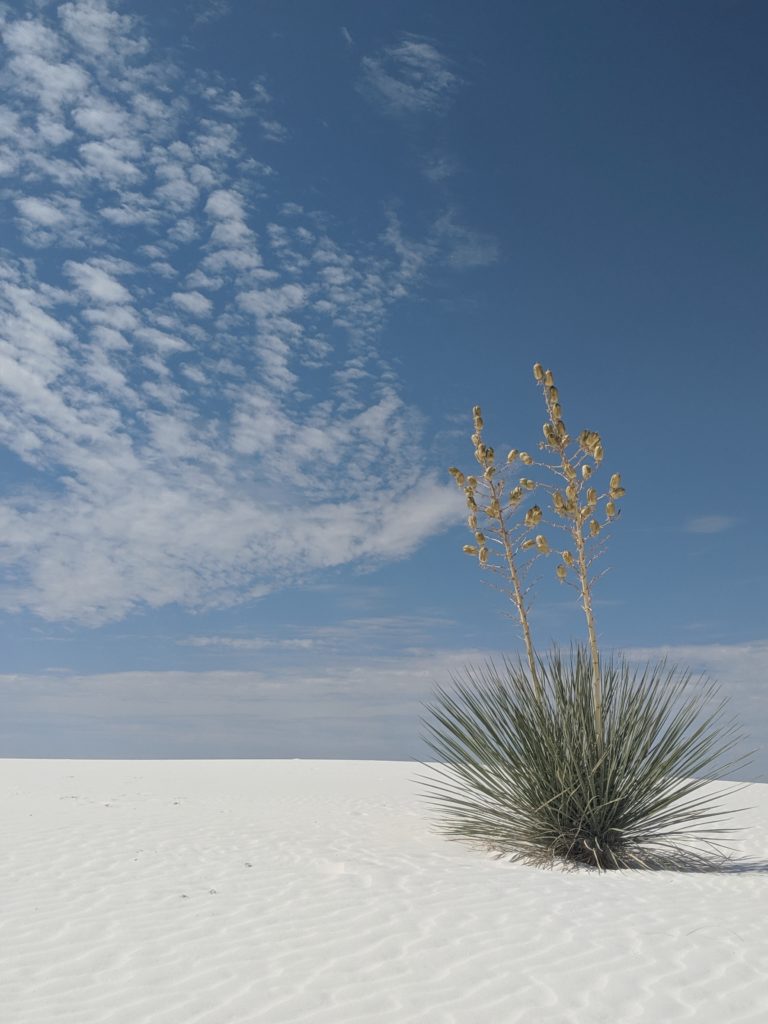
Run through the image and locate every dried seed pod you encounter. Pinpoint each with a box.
[593,444,604,463]
[521,478,535,490]
[535,534,550,553]
[563,550,575,566]
[484,446,495,463]
[566,482,578,501]
[543,424,555,444]
[520,452,533,465]
[467,514,477,530]
[474,416,484,430]
[581,464,593,480]
[587,487,598,507]
[466,476,478,489]
[484,466,496,479]
[589,519,601,536]
[472,405,482,418]
[475,532,486,544]
[544,369,554,387]
[611,486,626,499]
[507,448,519,463]
[479,546,489,565]
[533,362,545,380]
[553,491,565,510]
[509,486,523,504]
[610,473,622,491]
[524,505,543,527]
[548,386,559,404]
[556,563,567,581]
[463,545,478,555]
[485,501,501,518]
[522,538,537,549]
[471,433,480,446]
[466,493,477,509]
[606,500,617,517]
[579,430,599,452]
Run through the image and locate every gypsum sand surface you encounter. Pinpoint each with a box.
[1,758,767,1024]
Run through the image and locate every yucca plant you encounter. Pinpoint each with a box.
[424,363,748,870]
[422,648,746,870]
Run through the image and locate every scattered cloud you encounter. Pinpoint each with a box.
[685,515,736,535]
[359,35,459,117]
[191,1,232,29]
[421,153,457,182]
[341,26,353,48]
[431,211,499,268]
[177,614,457,656]
[0,1,464,625]
[183,636,316,651]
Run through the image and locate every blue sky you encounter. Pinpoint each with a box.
[0,0,766,775]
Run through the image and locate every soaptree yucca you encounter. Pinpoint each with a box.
[422,649,744,869]
[422,363,748,870]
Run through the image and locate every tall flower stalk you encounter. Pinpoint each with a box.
[449,406,543,697]
[531,362,625,741]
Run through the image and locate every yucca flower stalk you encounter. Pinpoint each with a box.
[530,362,626,742]
[449,406,544,697]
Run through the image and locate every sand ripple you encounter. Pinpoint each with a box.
[1,759,766,1023]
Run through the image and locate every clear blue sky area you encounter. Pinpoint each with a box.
[0,1,765,776]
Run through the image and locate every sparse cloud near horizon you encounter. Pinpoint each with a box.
[0,639,763,773]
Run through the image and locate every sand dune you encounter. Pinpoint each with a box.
[1,759,767,1023]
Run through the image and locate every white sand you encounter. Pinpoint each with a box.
[1,759,767,1024]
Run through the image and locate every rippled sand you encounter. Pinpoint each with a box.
[2,759,767,1023]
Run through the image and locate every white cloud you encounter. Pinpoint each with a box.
[58,0,148,58]
[421,153,457,182]
[64,260,132,304]
[359,36,459,117]
[431,211,499,268]
[171,290,213,317]
[191,0,232,29]
[15,195,67,227]
[238,283,307,318]
[686,515,736,535]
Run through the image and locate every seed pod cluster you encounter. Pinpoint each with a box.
[578,430,604,463]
